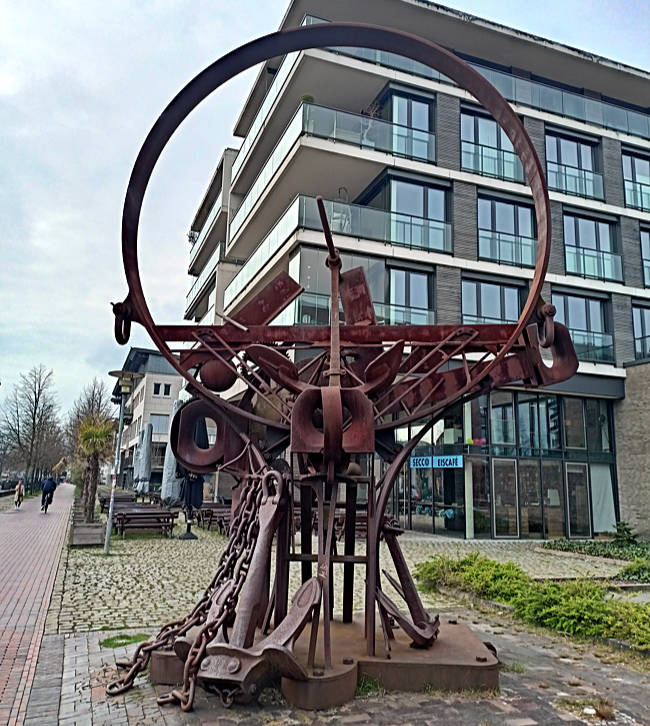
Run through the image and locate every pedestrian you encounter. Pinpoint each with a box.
[41,475,57,511]
[14,478,24,508]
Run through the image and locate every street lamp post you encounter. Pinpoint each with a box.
[105,370,142,554]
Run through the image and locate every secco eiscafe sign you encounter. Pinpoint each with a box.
[409,455,464,469]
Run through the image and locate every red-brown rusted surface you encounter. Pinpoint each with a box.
[108,22,578,711]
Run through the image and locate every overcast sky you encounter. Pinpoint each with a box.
[1,0,648,415]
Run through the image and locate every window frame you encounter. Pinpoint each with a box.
[461,278,523,324]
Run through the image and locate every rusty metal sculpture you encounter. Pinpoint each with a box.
[107,22,578,711]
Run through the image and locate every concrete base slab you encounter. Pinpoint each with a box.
[280,617,498,708]
[149,617,498,708]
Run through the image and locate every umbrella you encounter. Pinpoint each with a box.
[133,429,144,492]
[161,399,183,505]
[139,423,153,495]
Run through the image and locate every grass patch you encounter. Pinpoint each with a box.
[355,675,384,698]
[500,661,525,673]
[414,552,650,653]
[99,633,150,649]
[555,696,615,720]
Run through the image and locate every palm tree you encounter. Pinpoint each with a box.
[78,416,114,523]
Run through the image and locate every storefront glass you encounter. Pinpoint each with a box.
[387,392,615,540]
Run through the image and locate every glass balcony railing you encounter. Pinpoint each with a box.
[185,244,220,312]
[624,179,650,212]
[565,246,623,282]
[644,261,650,287]
[462,314,519,325]
[224,195,452,308]
[568,330,614,363]
[229,103,437,243]
[189,190,222,267]
[296,291,435,326]
[635,335,650,360]
[231,51,302,183]
[461,141,524,182]
[306,15,650,141]
[478,230,536,267]
[546,162,604,200]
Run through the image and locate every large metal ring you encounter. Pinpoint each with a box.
[118,22,550,407]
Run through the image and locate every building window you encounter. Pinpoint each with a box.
[490,391,516,453]
[632,303,650,360]
[545,132,603,199]
[478,196,536,267]
[153,382,161,396]
[563,213,622,281]
[150,414,169,435]
[386,92,435,162]
[551,291,613,363]
[384,268,433,324]
[389,179,450,252]
[163,383,171,396]
[461,110,524,182]
[623,150,650,212]
[460,111,524,182]
[461,279,521,324]
[563,397,586,449]
[641,229,650,287]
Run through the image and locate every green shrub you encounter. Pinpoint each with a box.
[413,553,463,590]
[542,539,650,561]
[414,552,531,604]
[414,553,650,652]
[612,521,639,547]
[513,580,611,637]
[619,558,650,583]
[608,600,650,652]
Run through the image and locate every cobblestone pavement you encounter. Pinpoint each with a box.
[48,528,625,635]
[0,483,74,726]
[25,609,650,726]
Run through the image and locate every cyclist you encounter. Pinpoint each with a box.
[41,476,57,512]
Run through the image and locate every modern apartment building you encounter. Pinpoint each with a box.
[113,347,184,489]
[183,0,650,539]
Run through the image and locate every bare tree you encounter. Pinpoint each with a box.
[1,365,61,488]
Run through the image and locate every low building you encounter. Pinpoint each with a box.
[112,348,184,489]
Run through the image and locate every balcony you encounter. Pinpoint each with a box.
[185,244,220,315]
[624,179,650,212]
[224,195,452,309]
[229,102,437,243]
[462,314,518,325]
[188,190,223,273]
[296,291,435,326]
[546,162,604,200]
[635,336,650,360]
[565,246,623,282]
[461,141,524,183]
[307,15,650,141]
[478,230,536,267]
[568,330,614,363]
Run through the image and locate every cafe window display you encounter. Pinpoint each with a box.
[389,392,616,539]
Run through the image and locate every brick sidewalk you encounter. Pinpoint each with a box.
[0,483,74,726]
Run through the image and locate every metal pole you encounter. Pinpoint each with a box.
[104,390,126,554]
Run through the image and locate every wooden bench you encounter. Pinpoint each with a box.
[197,503,232,535]
[114,509,177,538]
[99,491,136,513]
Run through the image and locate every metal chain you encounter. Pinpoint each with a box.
[106,473,264,699]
